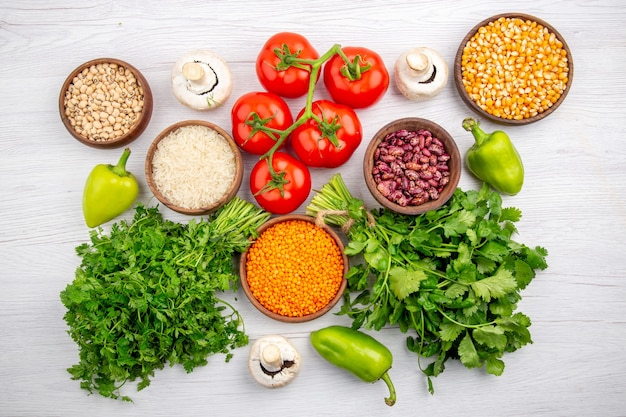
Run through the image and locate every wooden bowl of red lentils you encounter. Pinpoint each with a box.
[454,13,573,125]
[145,120,244,215]
[239,215,348,323]
[364,117,461,216]
[59,58,153,148]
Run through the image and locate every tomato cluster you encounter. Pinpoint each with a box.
[231,32,390,214]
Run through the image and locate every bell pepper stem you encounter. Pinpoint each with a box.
[462,117,490,147]
[110,147,132,177]
[381,371,396,406]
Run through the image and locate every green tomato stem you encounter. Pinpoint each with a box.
[257,44,345,190]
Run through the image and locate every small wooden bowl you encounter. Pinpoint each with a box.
[239,215,348,323]
[145,120,243,215]
[59,58,153,148]
[454,13,574,125]
[363,117,461,215]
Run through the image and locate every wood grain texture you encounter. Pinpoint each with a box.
[1,1,625,416]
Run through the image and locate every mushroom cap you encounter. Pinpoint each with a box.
[248,335,302,388]
[394,47,449,101]
[171,49,233,111]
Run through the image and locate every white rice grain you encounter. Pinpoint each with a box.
[151,125,236,209]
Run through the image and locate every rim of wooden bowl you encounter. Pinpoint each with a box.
[363,117,461,215]
[144,120,244,215]
[454,12,574,125]
[239,214,349,323]
[58,57,153,148]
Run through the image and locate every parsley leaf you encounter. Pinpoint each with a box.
[389,267,427,300]
[470,269,518,302]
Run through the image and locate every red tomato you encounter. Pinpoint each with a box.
[290,100,362,168]
[249,152,312,214]
[256,32,320,98]
[231,92,293,155]
[323,46,390,109]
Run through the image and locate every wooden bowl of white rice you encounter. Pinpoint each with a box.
[145,120,243,215]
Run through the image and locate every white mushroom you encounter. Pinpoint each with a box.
[171,50,233,111]
[248,335,302,388]
[394,47,449,101]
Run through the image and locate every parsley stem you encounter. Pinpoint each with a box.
[437,307,495,329]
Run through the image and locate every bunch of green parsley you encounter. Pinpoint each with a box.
[60,198,269,401]
[307,174,548,394]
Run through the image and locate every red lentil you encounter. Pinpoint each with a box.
[245,219,344,317]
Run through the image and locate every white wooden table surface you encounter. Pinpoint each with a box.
[1,1,625,416]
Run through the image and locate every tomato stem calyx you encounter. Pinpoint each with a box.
[338,53,372,81]
[273,44,312,72]
[244,112,282,144]
[253,166,289,197]
[315,107,342,148]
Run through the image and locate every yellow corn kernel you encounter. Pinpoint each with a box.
[460,16,570,119]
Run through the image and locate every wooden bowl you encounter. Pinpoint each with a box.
[363,117,461,215]
[239,215,348,323]
[59,58,153,148]
[145,120,243,215]
[454,13,573,125]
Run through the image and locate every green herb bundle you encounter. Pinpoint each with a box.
[306,174,548,394]
[60,197,270,401]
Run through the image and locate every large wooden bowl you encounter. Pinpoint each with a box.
[454,13,574,125]
[145,120,243,215]
[59,58,153,148]
[363,117,461,215]
[239,215,348,323]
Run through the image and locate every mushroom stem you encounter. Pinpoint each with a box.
[182,62,205,81]
[406,52,431,77]
[248,335,302,388]
[260,343,283,372]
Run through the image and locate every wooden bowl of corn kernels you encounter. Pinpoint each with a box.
[59,58,153,148]
[239,215,348,323]
[454,13,573,125]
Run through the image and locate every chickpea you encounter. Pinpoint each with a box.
[63,62,145,142]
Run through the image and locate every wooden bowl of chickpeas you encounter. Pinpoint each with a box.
[454,13,573,125]
[59,58,153,148]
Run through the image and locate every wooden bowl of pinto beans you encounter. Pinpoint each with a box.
[239,215,348,323]
[363,117,461,216]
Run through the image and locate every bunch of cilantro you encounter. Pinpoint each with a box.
[60,197,270,401]
[307,174,548,394]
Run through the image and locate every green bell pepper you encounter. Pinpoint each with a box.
[82,147,139,228]
[310,325,396,406]
[462,117,524,195]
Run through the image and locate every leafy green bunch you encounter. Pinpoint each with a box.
[306,174,548,394]
[60,198,270,401]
